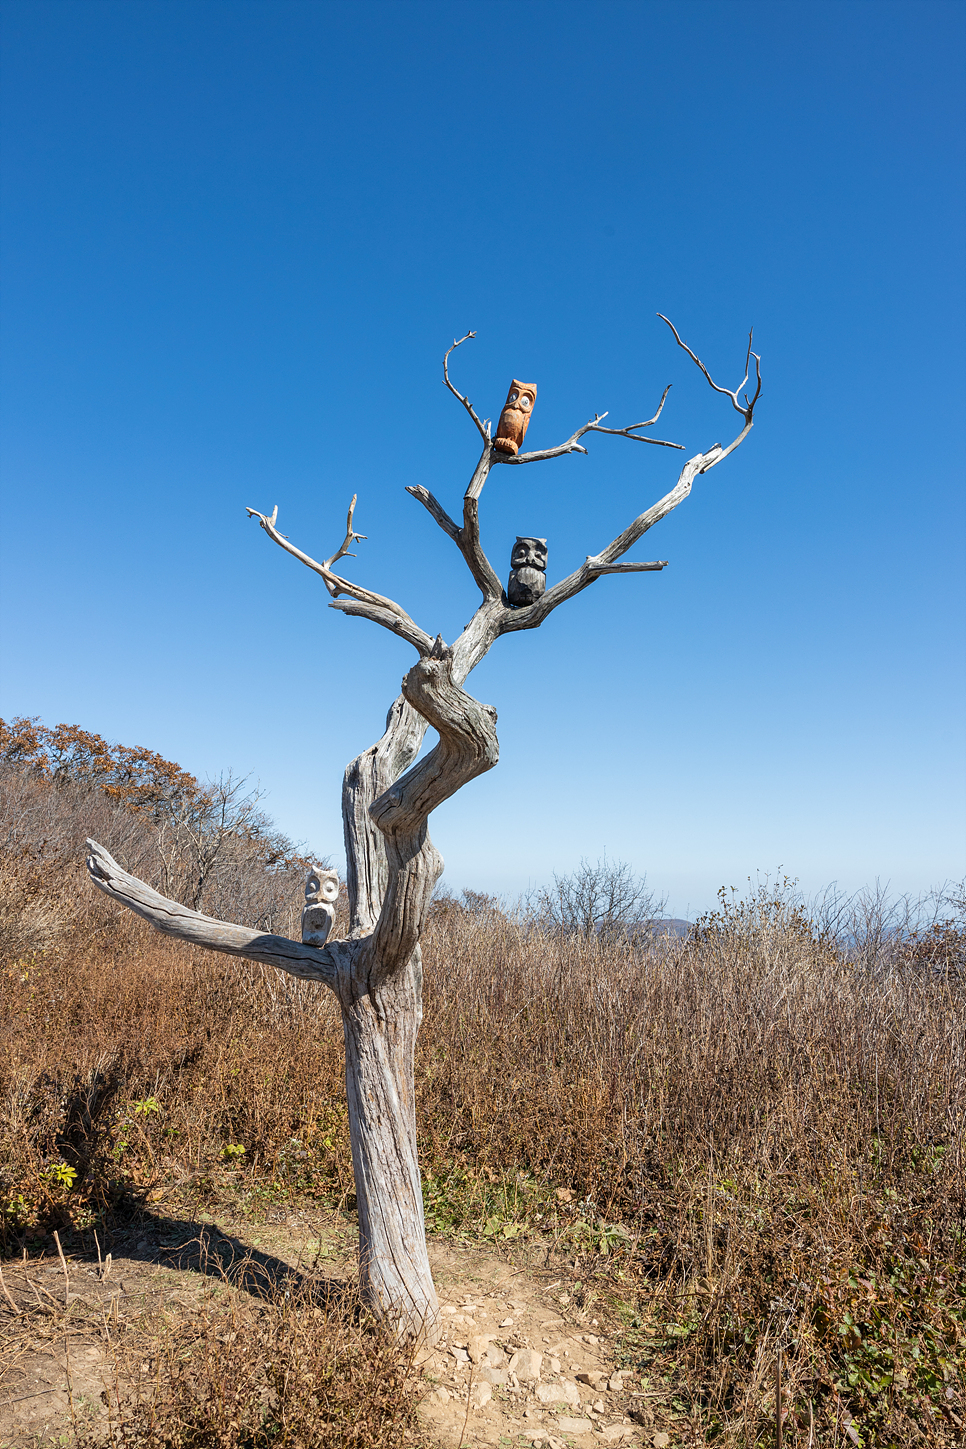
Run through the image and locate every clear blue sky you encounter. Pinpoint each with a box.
[2,0,964,915]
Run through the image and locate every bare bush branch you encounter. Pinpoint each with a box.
[536,855,666,943]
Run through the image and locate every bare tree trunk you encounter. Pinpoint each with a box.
[332,648,499,1336]
[340,955,434,1332]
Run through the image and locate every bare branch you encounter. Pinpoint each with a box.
[406,464,503,602]
[245,503,434,655]
[498,448,716,636]
[464,444,493,501]
[85,838,341,988]
[657,314,762,469]
[328,597,436,655]
[607,383,672,431]
[588,560,669,575]
[405,485,462,543]
[502,386,684,466]
[323,493,368,581]
[460,494,503,597]
[442,331,490,443]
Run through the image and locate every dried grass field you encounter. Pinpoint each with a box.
[0,723,963,1447]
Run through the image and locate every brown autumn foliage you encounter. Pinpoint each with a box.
[1,723,964,1445]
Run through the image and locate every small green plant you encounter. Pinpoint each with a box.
[40,1161,77,1190]
[2,1191,33,1227]
[567,1214,632,1256]
[221,1143,246,1161]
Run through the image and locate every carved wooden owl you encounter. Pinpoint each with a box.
[494,380,537,455]
[302,867,339,947]
[507,536,548,607]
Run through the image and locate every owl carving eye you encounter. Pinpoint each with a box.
[520,396,531,410]
[508,391,519,403]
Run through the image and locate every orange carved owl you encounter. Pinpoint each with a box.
[494,380,537,455]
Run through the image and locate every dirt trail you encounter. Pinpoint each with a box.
[418,1247,653,1449]
[0,1207,658,1448]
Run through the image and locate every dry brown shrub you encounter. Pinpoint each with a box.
[1,759,963,1443]
[74,1255,423,1449]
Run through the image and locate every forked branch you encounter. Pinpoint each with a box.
[658,314,762,466]
[245,501,435,655]
[442,332,490,444]
[505,385,685,465]
[322,494,368,589]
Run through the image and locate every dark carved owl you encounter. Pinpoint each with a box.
[507,536,548,607]
[494,380,537,455]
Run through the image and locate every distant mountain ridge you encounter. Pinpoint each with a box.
[649,917,692,938]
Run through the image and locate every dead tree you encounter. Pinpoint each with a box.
[85,316,761,1340]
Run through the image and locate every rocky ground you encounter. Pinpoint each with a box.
[415,1255,659,1449]
[0,1204,668,1449]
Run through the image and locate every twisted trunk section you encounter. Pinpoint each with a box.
[367,647,500,980]
[336,643,499,1336]
[341,695,426,936]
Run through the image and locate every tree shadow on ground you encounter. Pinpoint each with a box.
[67,1205,358,1313]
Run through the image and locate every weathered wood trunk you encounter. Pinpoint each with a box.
[340,954,434,1333]
[333,648,499,1336]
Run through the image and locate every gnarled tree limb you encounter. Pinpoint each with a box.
[245,502,435,655]
[85,839,342,987]
[327,597,435,653]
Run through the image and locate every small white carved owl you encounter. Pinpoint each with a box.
[302,867,340,947]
